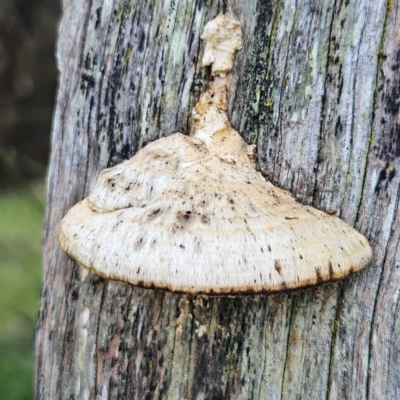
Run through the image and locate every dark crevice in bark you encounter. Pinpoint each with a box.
[257,314,269,400]
[167,306,179,395]
[274,0,298,183]
[185,298,196,399]
[312,0,338,208]
[59,262,79,392]
[240,0,275,147]
[203,299,218,398]
[82,99,94,196]
[220,0,228,14]
[326,282,344,400]
[280,297,295,398]
[122,288,134,400]
[179,3,200,133]
[162,1,184,133]
[175,8,193,131]
[105,1,134,167]
[94,29,109,162]
[253,0,281,144]
[338,14,368,220]
[366,263,388,400]
[77,0,94,71]
[135,0,156,151]
[94,280,107,398]
[354,1,392,226]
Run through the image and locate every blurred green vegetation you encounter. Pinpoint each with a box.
[0,181,44,400]
[0,0,59,397]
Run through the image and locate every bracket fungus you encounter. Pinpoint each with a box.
[59,15,372,295]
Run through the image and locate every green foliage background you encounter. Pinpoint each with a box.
[0,183,44,400]
[0,0,59,397]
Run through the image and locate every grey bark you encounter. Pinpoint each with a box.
[35,0,400,399]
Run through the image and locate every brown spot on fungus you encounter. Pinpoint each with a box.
[315,268,323,283]
[328,261,334,279]
[274,260,282,275]
[148,209,161,218]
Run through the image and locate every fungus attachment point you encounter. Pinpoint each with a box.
[201,14,243,77]
[59,15,372,295]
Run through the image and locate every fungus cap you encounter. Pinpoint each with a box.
[58,15,372,295]
[59,125,372,295]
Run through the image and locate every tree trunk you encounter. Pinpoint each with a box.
[35,0,400,398]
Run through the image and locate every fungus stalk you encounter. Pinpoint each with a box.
[192,15,252,166]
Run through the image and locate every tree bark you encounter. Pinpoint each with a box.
[36,0,400,398]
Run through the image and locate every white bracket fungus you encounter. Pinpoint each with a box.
[59,15,372,295]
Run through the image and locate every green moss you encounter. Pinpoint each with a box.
[124,46,133,63]
[224,363,234,378]
[147,358,154,380]
[224,348,238,379]
[368,130,375,144]
[363,130,375,170]
[0,183,44,400]
[265,100,274,107]
[116,10,124,22]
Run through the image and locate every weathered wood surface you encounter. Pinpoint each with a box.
[36,0,400,398]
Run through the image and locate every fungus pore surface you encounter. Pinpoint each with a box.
[59,15,372,295]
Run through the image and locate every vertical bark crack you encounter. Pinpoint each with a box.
[254,0,283,149]
[280,297,295,398]
[77,0,94,70]
[122,287,134,400]
[94,280,107,398]
[326,283,344,400]
[133,0,156,151]
[59,262,79,395]
[354,0,391,224]
[272,0,298,182]
[184,296,196,399]
[312,0,338,207]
